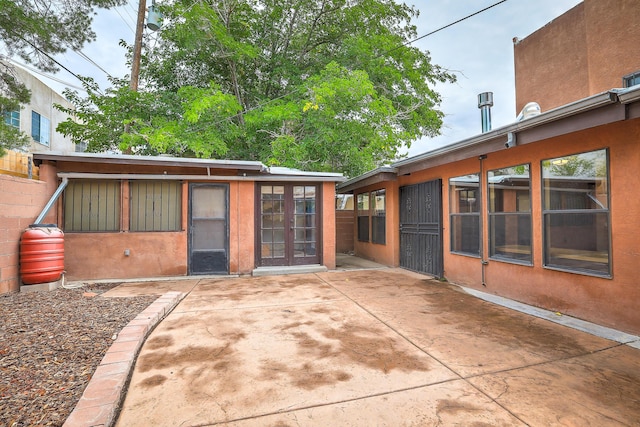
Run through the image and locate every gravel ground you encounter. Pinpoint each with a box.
[0,284,158,427]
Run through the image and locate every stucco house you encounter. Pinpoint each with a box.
[30,152,343,281]
[2,61,77,154]
[337,0,640,335]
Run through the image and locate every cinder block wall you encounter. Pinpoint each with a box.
[0,174,55,293]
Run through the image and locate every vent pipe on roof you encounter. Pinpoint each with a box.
[478,92,494,133]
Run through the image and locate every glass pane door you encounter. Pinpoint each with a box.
[258,184,320,266]
[293,186,317,259]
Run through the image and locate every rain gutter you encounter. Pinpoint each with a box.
[393,90,620,169]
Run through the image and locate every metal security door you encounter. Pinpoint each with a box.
[399,180,443,277]
[189,184,229,274]
[258,184,320,267]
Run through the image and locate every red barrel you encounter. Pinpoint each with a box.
[20,225,65,285]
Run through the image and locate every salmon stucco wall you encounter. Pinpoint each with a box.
[64,232,188,280]
[229,181,255,273]
[0,164,58,293]
[352,182,399,267]
[322,181,337,269]
[398,157,483,286]
[514,0,640,114]
[514,3,587,113]
[471,120,640,335]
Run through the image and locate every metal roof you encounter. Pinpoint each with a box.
[32,152,345,182]
[32,151,268,171]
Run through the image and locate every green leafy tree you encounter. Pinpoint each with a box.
[0,0,125,155]
[60,0,455,176]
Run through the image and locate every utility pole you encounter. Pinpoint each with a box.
[130,0,146,91]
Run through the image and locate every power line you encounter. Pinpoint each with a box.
[387,0,509,55]
[73,49,113,78]
[7,59,86,92]
[114,7,136,34]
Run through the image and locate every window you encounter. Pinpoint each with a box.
[623,70,640,88]
[31,111,50,146]
[450,174,480,256]
[488,165,532,263]
[542,149,610,276]
[64,180,120,232]
[357,193,369,242]
[130,181,182,231]
[4,111,19,128]
[260,185,285,259]
[371,189,386,245]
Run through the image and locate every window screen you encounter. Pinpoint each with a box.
[130,181,182,231]
[357,193,370,242]
[542,149,610,276]
[450,174,480,256]
[64,180,120,232]
[371,189,386,245]
[488,165,532,263]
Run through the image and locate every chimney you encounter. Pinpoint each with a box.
[478,92,494,133]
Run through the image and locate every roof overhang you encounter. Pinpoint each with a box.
[339,86,640,189]
[32,151,267,172]
[32,152,345,182]
[337,166,397,193]
[394,90,624,175]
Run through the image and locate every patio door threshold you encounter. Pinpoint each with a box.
[252,264,327,277]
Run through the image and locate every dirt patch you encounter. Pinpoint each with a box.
[291,331,335,355]
[140,374,167,388]
[146,335,174,350]
[290,363,352,390]
[279,321,314,331]
[137,344,234,373]
[436,399,482,415]
[162,315,210,331]
[258,360,289,381]
[322,323,431,374]
[258,359,352,390]
[281,320,431,377]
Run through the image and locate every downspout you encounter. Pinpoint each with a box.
[34,177,68,225]
[478,155,488,286]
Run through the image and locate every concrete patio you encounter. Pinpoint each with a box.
[100,266,639,426]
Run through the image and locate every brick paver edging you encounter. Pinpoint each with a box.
[63,291,186,427]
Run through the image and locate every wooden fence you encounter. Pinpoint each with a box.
[0,150,39,179]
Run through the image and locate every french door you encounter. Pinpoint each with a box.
[257,184,321,267]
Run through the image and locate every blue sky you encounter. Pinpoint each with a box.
[37,0,583,157]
